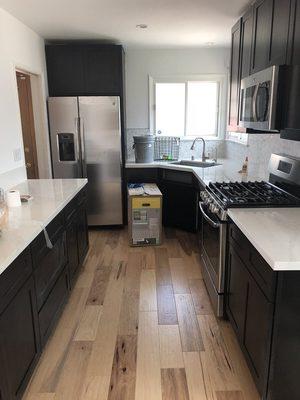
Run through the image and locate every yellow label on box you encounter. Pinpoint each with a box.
[132,197,161,209]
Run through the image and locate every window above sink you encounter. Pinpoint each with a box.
[149,74,227,140]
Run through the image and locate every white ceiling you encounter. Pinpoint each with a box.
[0,0,250,48]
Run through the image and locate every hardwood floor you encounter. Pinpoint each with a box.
[23,228,259,400]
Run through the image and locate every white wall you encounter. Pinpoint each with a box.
[0,7,50,182]
[125,47,230,130]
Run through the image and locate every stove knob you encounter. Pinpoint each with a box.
[212,205,219,214]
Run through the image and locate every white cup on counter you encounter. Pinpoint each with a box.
[6,190,21,208]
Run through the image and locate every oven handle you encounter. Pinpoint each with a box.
[199,202,220,228]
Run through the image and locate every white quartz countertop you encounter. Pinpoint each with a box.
[228,208,300,271]
[125,160,261,186]
[0,178,88,276]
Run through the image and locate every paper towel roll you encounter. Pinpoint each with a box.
[6,190,21,207]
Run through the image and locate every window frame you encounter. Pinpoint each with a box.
[149,74,226,140]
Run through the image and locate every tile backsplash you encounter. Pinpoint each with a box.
[126,129,226,161]
[126,129,300,181]
[224,134,300,180]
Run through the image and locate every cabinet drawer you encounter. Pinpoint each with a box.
[31,211,64,254]
[0,248,32,311]
[33,233,67,310]
[161,169,194,185]
[64,196,78,223]
[229,223,277,301]
[38,267,69,346]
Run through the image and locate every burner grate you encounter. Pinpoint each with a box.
[208,181,300,208]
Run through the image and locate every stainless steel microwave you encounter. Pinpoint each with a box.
[239,66,279,131]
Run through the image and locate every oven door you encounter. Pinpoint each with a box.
[199,202,226,316]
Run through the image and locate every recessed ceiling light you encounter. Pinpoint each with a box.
[136,24,148,29]
[204,42,215,47]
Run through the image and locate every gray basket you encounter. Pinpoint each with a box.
[154,136,180,161]
[133,135,155,163]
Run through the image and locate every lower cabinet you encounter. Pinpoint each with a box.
[0,186,89,400]
[0,277,40,400]
[77,203,89,265]
[161,180,198,232]
[226,223,278,399]
[38,266,69,346]
[125,167,200,232]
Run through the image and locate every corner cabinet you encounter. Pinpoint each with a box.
[0,186,89,400]
[124,168,201,233]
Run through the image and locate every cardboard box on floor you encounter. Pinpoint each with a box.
[128,183,162,246]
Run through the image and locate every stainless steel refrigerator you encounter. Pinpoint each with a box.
[48,96,123,226]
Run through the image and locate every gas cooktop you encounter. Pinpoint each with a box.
[208,181,300,209]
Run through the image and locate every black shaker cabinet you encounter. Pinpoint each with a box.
[0,261,40,400]
[240,7,254,80]
[228,20,242,131]
[226,222,300,400]
[45,43,124,97]
[0,186,89,400]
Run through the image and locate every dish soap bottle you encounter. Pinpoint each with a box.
[239,156,248,174]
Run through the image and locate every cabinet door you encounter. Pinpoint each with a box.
[84,46,122,95]
[269,0,290,65]
[251,0,273,73]
[161,181,198,232]
[244,273,273,395]
[77,205,89,264]
[66,217,79,285]
[226,246,248,340]
[240,8,254,79]
[0,277,40,400]
[34,232,67,310]
[288,0,300,65]
[228,20,242,129]
[45,45,85,96]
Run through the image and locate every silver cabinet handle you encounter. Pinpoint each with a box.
[199,202,220,228]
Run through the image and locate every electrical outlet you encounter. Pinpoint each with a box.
[13,148,22,162]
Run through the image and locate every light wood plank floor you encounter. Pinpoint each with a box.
[23,228,260,400]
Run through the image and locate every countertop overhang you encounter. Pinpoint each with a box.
[0,178,88,276]
[228,208,300,271]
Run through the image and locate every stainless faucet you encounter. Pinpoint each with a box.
[190,137,206,162]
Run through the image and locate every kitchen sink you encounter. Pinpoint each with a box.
[171,160,221,168]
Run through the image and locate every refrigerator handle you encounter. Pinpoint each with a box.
[78,117,87,178]
[75,117,81,162]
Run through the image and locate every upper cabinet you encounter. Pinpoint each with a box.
[45,44,124,97]
[251,0,290,73]
[228,20,242,131]
[251,0,273,73]
[269,0,291,65]
[240,8,254,79]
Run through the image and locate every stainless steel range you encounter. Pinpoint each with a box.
[199,153,300,317]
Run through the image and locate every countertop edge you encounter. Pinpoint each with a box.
[0,179,88,277]
[228,209,300,272]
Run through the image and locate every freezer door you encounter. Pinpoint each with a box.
[78,96,123,226]
[48,97,82,178]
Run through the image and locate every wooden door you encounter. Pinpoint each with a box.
[16,72,39,179]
